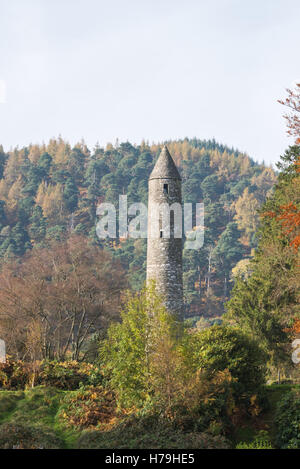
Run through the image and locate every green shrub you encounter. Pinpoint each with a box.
[275,390,300,448]
[76,414,230,449]
[188,325,267,400]
[160,369,235,434]
[100,289,249,434]
[100,285,173,408]
[39,361,102,390]
[236,431,273,449]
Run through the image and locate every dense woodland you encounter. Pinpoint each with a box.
[0,136,276,321]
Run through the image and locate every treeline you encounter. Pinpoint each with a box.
[226,144,300,381]
[227,83,300,381]
[0,137,276,316]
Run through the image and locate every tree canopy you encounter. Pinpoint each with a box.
[0,137,276,317]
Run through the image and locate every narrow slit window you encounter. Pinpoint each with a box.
[170,211,174,237]
[160,230,163,238]
[163,183,168,194]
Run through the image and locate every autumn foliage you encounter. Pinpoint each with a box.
[264,87,300,251]
[0,236,127,361]
[58,386,117,429]
[263,163,300,251]
[0,360,103,390]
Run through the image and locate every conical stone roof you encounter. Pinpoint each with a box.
[149,145,181,180]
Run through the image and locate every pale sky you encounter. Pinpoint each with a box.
[0,0,299,165]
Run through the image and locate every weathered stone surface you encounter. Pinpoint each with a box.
[149,145,181,181]
[0,339,6,363]
[147,145,183,318]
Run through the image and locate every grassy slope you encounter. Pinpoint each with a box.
[0,384,297,449]
[0,387,80,448]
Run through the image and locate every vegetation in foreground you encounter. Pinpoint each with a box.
[0,383,299,449]
[0,282,299,449]
[0,285,272,449]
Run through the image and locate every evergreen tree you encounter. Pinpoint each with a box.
[10,222,31,256]
[214,222,244,297]
[37,152,52,177]
[0,145,7,179]
[226,146,300,373]
[63,178,79,212]
[29,205,47,243]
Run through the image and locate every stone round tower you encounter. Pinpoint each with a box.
[146,145,183,318]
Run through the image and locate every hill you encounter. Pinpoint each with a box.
[0,137,276,317]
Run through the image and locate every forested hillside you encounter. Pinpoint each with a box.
[0,137,276,317]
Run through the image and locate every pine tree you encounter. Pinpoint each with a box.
[63,178,79,212]
[29,206,47,243]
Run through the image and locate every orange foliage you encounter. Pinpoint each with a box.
[277,201,300,251]
[58,387,117,429]
[263,157,300,251]
[285,319,300,335]
[261,210,276,219]
[293,319,300,334]
[278,86,300,252]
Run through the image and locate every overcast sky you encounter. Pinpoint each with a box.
[0,0,299,165]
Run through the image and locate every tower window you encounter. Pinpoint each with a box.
[170,211,174,237]
[160,230,163,238]
[163,183,168,194]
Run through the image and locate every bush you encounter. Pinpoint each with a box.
[101,289,251,434]
[58,386,116,428]
[275,390,300,448]
[155,369,235,434]
[0,422,63,449]
[0,360,102,390]
[100,285,171,408]
[76,414,231,449]
[188,325,267,400]
[0,361,32,390]
[39,361,102,390]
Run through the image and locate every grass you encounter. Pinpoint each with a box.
[0,390,24,423]
[0,387,81,448]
